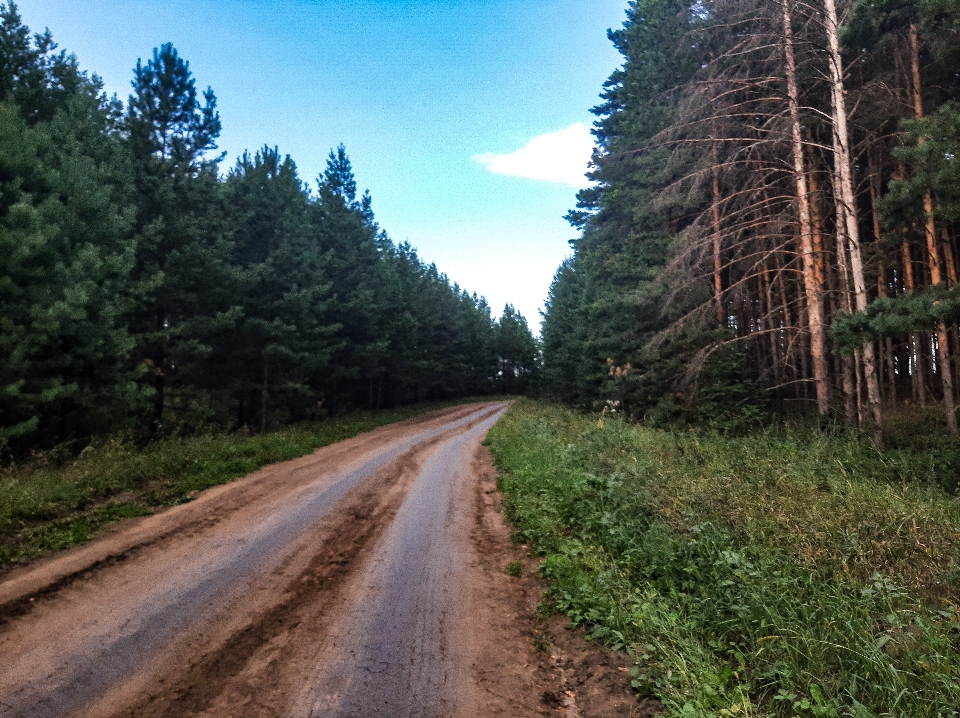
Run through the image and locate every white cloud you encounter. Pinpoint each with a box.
[473,123,595,187]
[438,254,562,336]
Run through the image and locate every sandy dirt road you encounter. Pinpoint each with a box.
[0,402,642,718]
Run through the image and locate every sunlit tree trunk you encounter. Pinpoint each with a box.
[783,0,828,414]
[834,217,858,425]
[806,146,827,296]
[806,146,831,399]
[824,0,882,438]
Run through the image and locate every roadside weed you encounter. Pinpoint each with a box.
[486,399,960,717]
[0,401,485,570]
[533,628,553,653]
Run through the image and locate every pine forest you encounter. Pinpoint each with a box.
[7,1,960,715]
[542,0,960,442]
[0,4,538,456]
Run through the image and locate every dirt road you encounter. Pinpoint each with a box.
[0,402,640,718]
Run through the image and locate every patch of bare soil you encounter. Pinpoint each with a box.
[91,407,507,718]
[100,437,438,718]
[0,404,503,718]
[466,444,664,717]
[0,402,482,615]
[2,404,662,717]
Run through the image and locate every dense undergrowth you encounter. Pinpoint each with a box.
[485,399,960,717]
[0,400,483,571]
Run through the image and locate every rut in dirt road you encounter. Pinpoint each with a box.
[294,411,497,717]
[0,403,507,718]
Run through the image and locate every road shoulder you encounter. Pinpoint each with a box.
[464,443,650,717]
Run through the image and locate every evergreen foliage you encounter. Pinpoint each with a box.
[540,0,960,434]
[0,9,140,450]
[0,3,535,454]
[833,284,960,352]
[493,304,539,394]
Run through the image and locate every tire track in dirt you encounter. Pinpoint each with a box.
[0,404,504,718]
[290,410,506,717]
[0,403,490,624]
[0,401,649,717]
[102,437,437,717]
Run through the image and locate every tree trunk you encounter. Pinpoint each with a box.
[870,164,898,406]
[807,144,831,395]
[876,266,898,405]
[900,239,924,403]
[842,356,857,426]
[855,346,865,426]
[824,0,882,439]
[941,230,960,404]
[833,158,857,425]
[910,23,957,432]
[261,356,268,435]
[807,146,827,294]
[885,337,897,405]
[783,0,829,415]
[153,308,166,432]
[800,322,812,402]
[712,140,725,325]
[762,263,782,388]
[776,253,798,392]
[944,229,959,285]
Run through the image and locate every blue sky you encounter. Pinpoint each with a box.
[17,0,628,329]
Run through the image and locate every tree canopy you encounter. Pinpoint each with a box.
[540,0,960,435]
[0,2,537,454]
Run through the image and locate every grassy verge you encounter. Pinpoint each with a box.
[0,400,488,571]
[485,399,960,717]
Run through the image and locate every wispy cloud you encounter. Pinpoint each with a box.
[473,123,594,187]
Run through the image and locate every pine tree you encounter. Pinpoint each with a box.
[540,0,960,434]
[541,259,586,404]
[125,43,231,430]
[216,146,339,430]
[0,12,514,454]
[0,19,140,448]
[494,305,539,395]
[309,145,387,411]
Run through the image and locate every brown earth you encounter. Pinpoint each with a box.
[0,402,650,717]
[468,443,664,718]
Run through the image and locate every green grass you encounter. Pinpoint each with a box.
[485,399,960,718]
[0,400,491,571]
